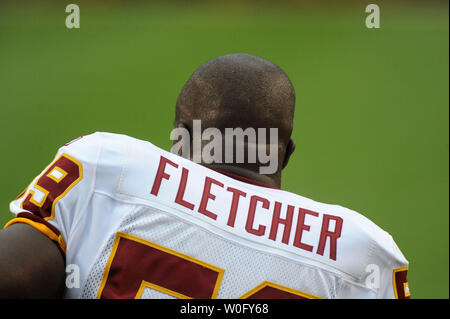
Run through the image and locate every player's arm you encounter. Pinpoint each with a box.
[1,134,100,298]
[0,223,65,298]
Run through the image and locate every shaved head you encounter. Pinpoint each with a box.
[176,53,295,141]
[174,53,296,187]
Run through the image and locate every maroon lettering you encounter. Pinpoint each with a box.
[316,214,343,261]
[198,177,224,220]
[175,167,195,210]
[225,187,247,227]
[269,202,294,245]
[293,208,319,252]
[245,195,270,236]
[150,156,178,196]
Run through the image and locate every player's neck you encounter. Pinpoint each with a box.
[203,164,281,189]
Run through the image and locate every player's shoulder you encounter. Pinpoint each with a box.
[336,205,410,297]
[326,200,408,267]
[327,201,409,270]
[56,131,165,196]
[62,131,146,150]
[56,131,160,179]
[59,131,157,162]
[325,201,409,284]
[280,188,408,271]
[367,216,409,268]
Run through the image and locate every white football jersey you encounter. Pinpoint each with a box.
[7,132,410,299]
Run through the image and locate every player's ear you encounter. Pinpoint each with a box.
[282,138,296,169]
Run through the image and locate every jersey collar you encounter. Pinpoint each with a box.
[205,166,280,190]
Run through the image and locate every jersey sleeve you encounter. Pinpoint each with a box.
[364,228,411,299]
[5,134,100,254]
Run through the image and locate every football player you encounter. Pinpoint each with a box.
[0,53,410,299]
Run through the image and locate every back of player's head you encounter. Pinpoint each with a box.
[176,53,295,141]
[174,53,296,178]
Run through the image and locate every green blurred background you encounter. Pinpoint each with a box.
[0,0,448,298]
